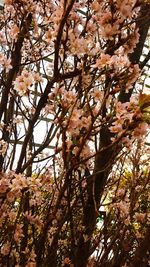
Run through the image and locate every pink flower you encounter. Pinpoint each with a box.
[14,224,24,243]
[81,116,91,130]
[116,201,129,218]
[100,24,119,39]
[25,263,36,267]
[3,58,12,72]
[8,211,17,222]
[94,53,111,68]
[117,189,125,197]
[10,24,19,40]
[134,212,146,223]
[109,118,124,134]
[81,144,92,159]
[91,1,101,12]
[133,122,148,137]
[117,0,134,19]
[44,29,52,43]
[4,0,13,5]
[13,70,34,95]
[66,139,73,151]
[91,88,104,102]
[0,177,9,193]
[136,231,142,239]
[100,12,112,25]
[1,241,11,256]
[109,124,123,134]
[72,146,79,156]
[62,257,71,266]
[7,191,15,202]
[0,53,12,72]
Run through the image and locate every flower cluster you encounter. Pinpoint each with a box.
[13,70,42,95]
[0,53,12,73]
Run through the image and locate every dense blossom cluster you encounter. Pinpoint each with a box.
[0,0,149,266]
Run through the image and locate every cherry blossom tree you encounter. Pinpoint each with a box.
[0,0,150,266]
